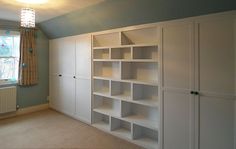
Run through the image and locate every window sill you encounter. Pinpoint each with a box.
[0,82,18,88]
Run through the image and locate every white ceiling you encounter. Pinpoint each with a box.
[0,0,104,23]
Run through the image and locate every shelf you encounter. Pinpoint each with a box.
[93,59,158,63]
[111,47,131,59]
[93,76,158,86]
[94,79,110,95]
[124,115,158,131]
[133,45,158,60]
[93,61,120,79]
[111,117,131,139]
[133,124,158,149]
[93,32,120,47]
[93,43,158,50]
[93,48,110,59]
[93,95,121,117]
[111,81,131,100]
[124,79,158,86]
[121,102,159,130]
[121,62,158,85]
[93,92,158,108]
[92,27,159,149]
[133,84,158,107]
[131,99,158,108]
[93,112,110,131]
[93,106,120,117]
[121,27,158,45]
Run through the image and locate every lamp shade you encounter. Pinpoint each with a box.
[21,8,35,28]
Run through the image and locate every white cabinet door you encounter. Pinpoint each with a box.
[75,34,91,78]
[58,76,76,116]
[162,22,195,149]
[49,36,76,117]
[50,37,76,76]
[75,78,91,123]
[197,17,235,95]
[163,91,194,149]
[199,96,234,149]
[58,37,76,76]
[196,17,235,149]
[75,34,92,123]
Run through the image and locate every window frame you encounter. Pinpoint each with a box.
[0,30,20,86]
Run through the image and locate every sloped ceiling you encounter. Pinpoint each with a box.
[38,0,236,39]
[0,0,104,23]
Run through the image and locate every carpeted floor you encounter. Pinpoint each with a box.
[0,109,142,149]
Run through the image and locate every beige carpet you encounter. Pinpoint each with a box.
[0,109,142,149]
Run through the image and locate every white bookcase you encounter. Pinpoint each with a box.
[92,26,159,149]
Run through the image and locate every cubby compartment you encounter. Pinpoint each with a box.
[133,46,158,60]
[93,32,120,47]
[111,117,131,139]
[121,27,158,45]
[121,102,158,130]
[133,84,158,107]
[94,61,120,79]
[111,81,131,100]
[93,95,121,117]
[94,79,110,95]
[111,47,131,59]
[121,62,158,85]
[133,124,158,149]
[93,112,110,131]
[93,48,110,59]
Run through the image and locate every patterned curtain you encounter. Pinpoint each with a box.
[18,28,38,86]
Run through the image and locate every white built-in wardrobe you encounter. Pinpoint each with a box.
[49,11,236,149]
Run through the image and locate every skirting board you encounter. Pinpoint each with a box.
[0,103,49,120]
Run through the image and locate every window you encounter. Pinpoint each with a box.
[0,30,20,85]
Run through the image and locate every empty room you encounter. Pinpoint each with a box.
[0,0,235,149]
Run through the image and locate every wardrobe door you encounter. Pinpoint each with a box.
[162,22,195,149]
[75,34,92,123]
[59,75,76,116]
[196,16,235,149]
[49,37,76,116]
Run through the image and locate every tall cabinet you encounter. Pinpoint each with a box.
[162,14,235,149]
[49,34,92,124]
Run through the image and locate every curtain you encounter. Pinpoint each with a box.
[18,28,38,86]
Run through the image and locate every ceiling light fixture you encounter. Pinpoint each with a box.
[20,8,35,28]
[16,0,48,4]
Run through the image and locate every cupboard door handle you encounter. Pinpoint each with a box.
[190,91,199,95]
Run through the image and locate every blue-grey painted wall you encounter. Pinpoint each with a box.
[0,20,49,108]
[39,0,236,39]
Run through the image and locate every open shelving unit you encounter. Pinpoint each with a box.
[92,26,159,149]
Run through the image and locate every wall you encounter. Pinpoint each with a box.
[0,19,49,108]
[39,0,236,39]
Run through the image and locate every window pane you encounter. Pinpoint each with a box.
[0,58,19,81]
[0,36,14,57]
[0,31,20,84]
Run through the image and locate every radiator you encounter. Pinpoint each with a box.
[0,87,17,114]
